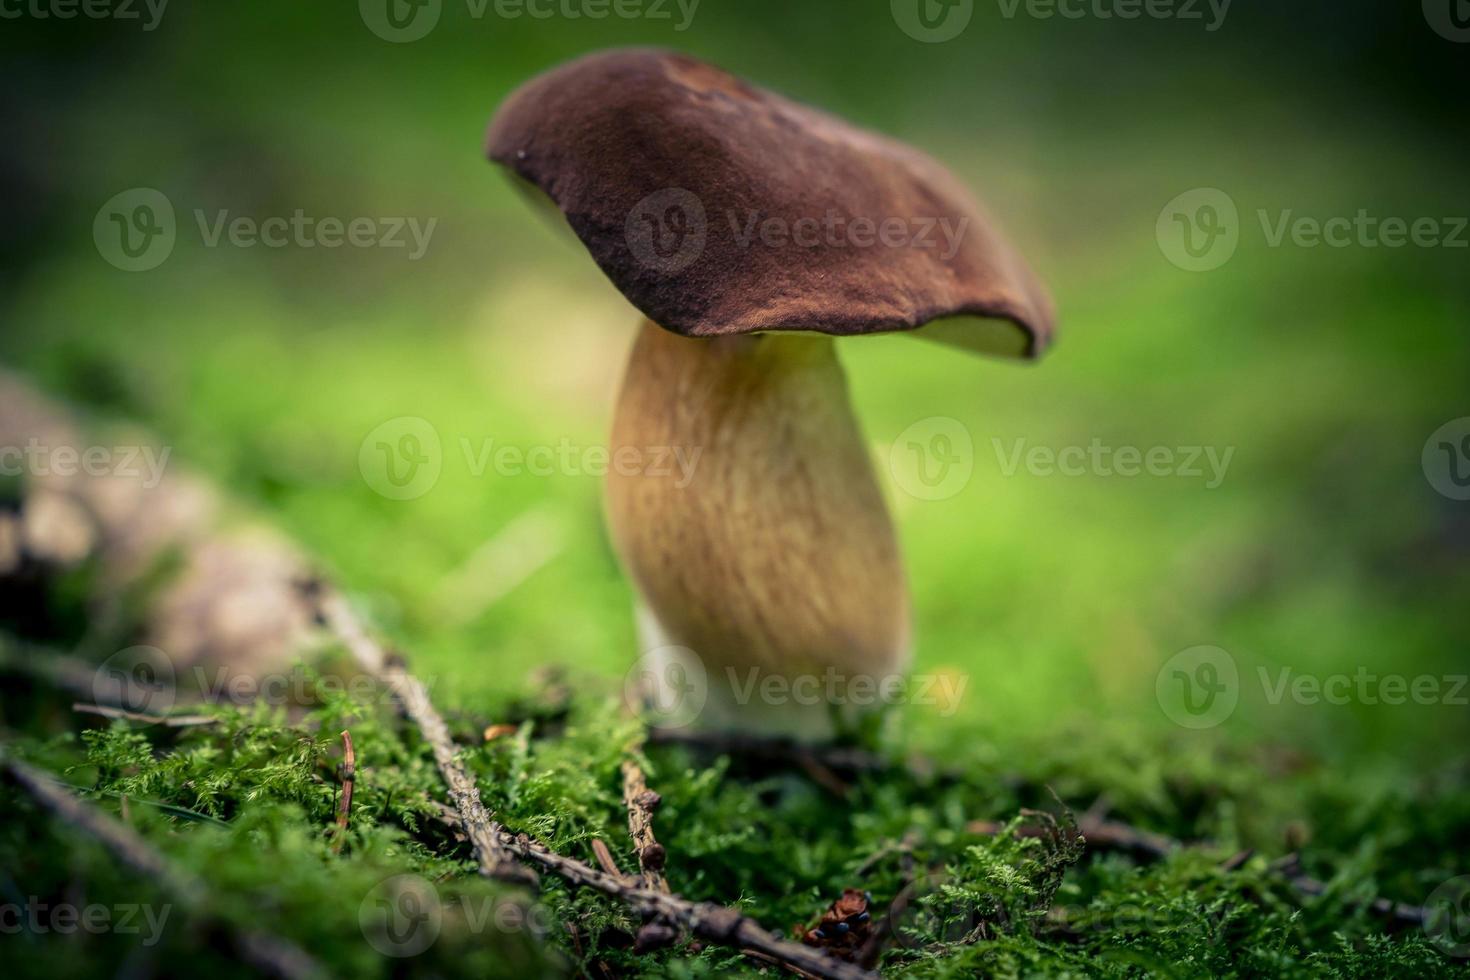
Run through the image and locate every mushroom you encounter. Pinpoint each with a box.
[487,49,1054,739]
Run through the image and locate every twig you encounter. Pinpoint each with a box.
[857,833,921,969]
[590,838,626,879]
[621,758,669,893]
[0,636,106,701]
[1,754,324,980]
[742,946,824,979]
[431,805,874,980]
[333,730,355,853]
[72,703,219,728]
[305,586,533,886]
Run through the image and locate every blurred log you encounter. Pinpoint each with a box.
[0,368,316,691]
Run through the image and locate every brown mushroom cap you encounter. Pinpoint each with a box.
[486,48,1054,358]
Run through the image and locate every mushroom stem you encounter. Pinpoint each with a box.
[606,320,911,740]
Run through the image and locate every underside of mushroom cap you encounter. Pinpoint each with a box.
[486,48,1055,358]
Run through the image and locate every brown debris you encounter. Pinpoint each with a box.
[797,889,873,962]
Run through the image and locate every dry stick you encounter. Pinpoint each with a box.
[494,826,876,980]
[72,703,219,728]
[1,755,323,980]
[309,588,868,977]
[620,758,669,893]
[333,730,355,853]
[590,838,627,879]
[428,784,874,978]
[0,637,105,701]
[857,831,921,969]
[307,587,533,887]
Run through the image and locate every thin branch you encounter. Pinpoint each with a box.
[857,832,920,968]
[333,730,355,853]
[0,636,105,701]
[590,838,627,879]
[621,758,669,893]
[432,804,874,980]
[73,702,219,728]
[1,755,324,980]
[305,585,533,886]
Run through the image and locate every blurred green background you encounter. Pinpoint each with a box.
[2,0,1467,772]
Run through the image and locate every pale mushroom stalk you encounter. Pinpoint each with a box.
[605,322,909,739]
[487,49,1055,739]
